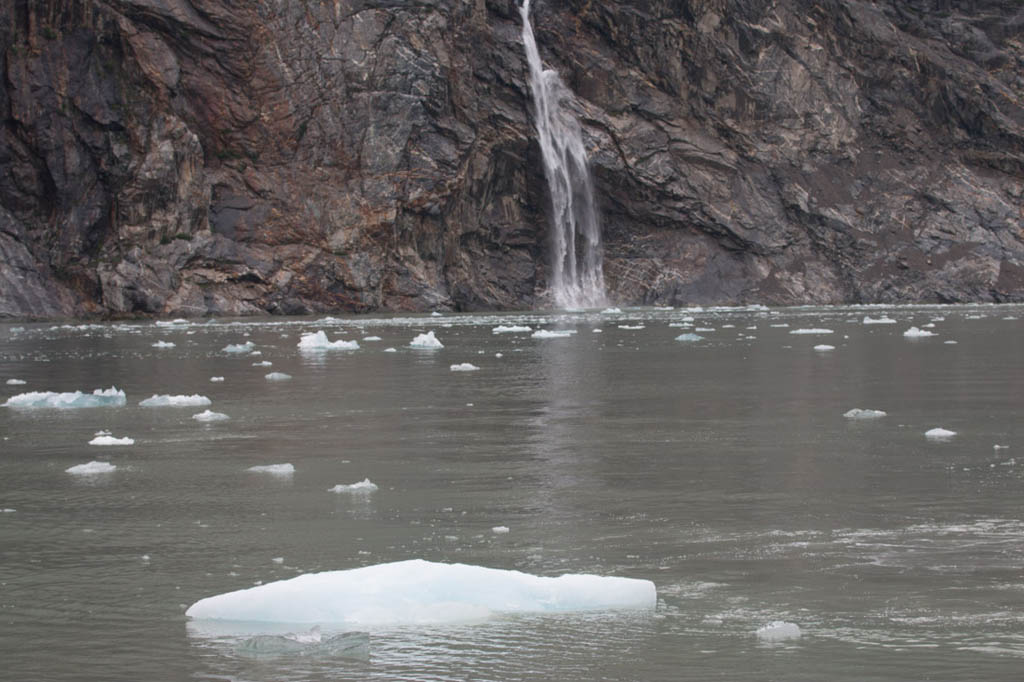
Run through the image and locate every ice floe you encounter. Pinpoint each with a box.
[248,464,295,475]
[362,336,382,341]
[223,341,255,353]
[409,331,443,349]
[755,621,801,641]
[4,387,126,409]
[674,333,704,342]
[862,316,897,324]
[383,347,397,353]
[903,327,936,338]
[618,325,645,330]
[532,330,575,339]
[601,307,622,314]
[265,372,292,381]
[450,363,480,372]
[139,394,211,407]
[844,408,887,419]
[193,410,229,422]
[89,435,134,446]
[185,559,657,624]
[298,331,359,351]
[210,376,225,382]
[789,328,833,335]
[492,325,532,334]
[925,428,957,439]
[6,379,26,385]
[491,526,510,534]
[813,344,835,351]
[328,479,378,494]
[66,461,116,475]
[152,341,176,348]
[252,361,273,367]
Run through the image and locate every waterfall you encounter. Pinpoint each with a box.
[519,0,606,309]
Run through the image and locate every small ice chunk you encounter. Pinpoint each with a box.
[250,351,262,356]
[4,387,126,409]
[210,376,225,382]
[769,323,790,328]
[491,526,510,534]
[252,361,273,367]
[248,464,295,475]
[89,435,134,446]
[152,341,176,348]
[903,327,936,338]
[618,325,645,330]
[789,328,833,335]
[298,331,359,351]
[674,333,704,342]
[450,363,480,372]
[813,344,835,351]
[363,336,382,341]
[492,325,532,334]
[862,316,897,325]
[844,408,887,419]
[328,479,378,494]
[532,330,575,339]
[265,372,292,381]
[409,331,444,349]
[695,327,715,332]
[94,429,111,436]
[495,353,504,358]
[6,379,26,385]
[993,444,1010,450]
[383,347,397,353]
[601,307,622,314]
[943,340,958,345]
[193,410,229,422]
[431,311,443,317]
[1,508,16,513]
[592,328,602,333]
[66,461,116,475]
[756,621,801,641]
[223,341,255,353]
[925,428,957,439]
[272,557,284,564]
[140,394,211,407]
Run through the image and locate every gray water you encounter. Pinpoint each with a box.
[1,304,1023,681]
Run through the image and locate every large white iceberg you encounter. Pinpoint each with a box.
[185,559,657,624]
[298,331,359,351]
[139,394,212,407]
[4,387,126,409]
[409,331,443,349]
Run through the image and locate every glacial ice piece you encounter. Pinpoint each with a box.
[674,333,703,342]
[813,344,835,351]
[925,427,957,439]
[756,621,801,641]
[492,526,510,534]
[265,372,292,381]
[253,361,273,367]
[844,408,887,419]
[66,461,116,475]
[903,327,936,338]
[152,341,176,348]
[328,479,378,494]
[450,363,480,372]
[492,325,532,334]
[7,379,27,385]
[223,341,255,353]
[862,316,897,324]
[248,464,295,475]
[3,387,126,409]
[89,435,134,446]
[193,410,229,422]
[532,329,575,339]
[789,328,833,335]
[236,629,369,661]
[298,331,359,351]
[409,331,443,349]
[139,394,211,407]
[185,559,657,624]
[210,376,225,382]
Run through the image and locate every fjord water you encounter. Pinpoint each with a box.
[1,305,1023,681]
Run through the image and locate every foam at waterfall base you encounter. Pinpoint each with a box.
[186,559,656,625]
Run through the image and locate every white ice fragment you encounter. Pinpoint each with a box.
[532,329,575,339]
[592,328,602,333]
[844,408,887,419]
[674,333,704,342]
[431,311,443,317]
[210,376,225,382]
[944,340,958,345]
[601,307,622,314]
[491,526,510,534]
[156,319,188,326]
[618,325,645,330]
[89,435,134,446]
[925,428,957,440]
[363,336,382,341]
[492,325,532,334]
[4,387,126,409]
[328,478,378,494]
[248,464,295,475]
[789,328,833,335]
[223,341,255,353]
[383,347,397,353]
[494,353,503,358]
[250,351,262,356]
[139,394,211,407]
[6,379,26,385]
[1,508,16,513]
[265,372,292,381]
[755,621,801,641]
[272,557,284,564]
[813,344,835,351]
[94,429,111,436]
[862,316,897,324]
[252,360,272,367]
[409,331,444,349]
[769,323,789,328]
[695,327,715,332]
[450,363,480,372]
[903,327,936,338]
[66,461,116,475]
[152,341,176,348]
[298,331,359,351]
[193,410,229,422]
[184,559,657,624]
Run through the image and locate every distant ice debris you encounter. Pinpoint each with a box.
[492,325,532,334]
[248,464,295,475]
[6,379,26,385]
[790,328,833,335]
[383,347,397,353]
[1,508,15,513]
[450,363,480,372]
[89,435,134,446]
[152,341,176,348]
[363,336,382,341]
[4,387,126,409]
[431,311,443,317]
[755,621,801,641]
[862,316,897,324]
[223,341,255,353]
[674,333,704,342]
[601,307,622,314]
[298,331,359,351]
[184,559,657,624]
[695,327,715,333]
[252,361,272,367]
[532,329,575,339]
[156,319,188,326]
[491,526,510,534]
[770,323,790,328]
[844,408,887,419]
[409,331,444,349]
[66,461,116,475]
[813,344,835,351]
[592,328,602,333]
[903,327,936,338]
[618,325,645,330]
[139,394,211,407]
[210,376,225,382]
[193,410,229,422]
[328,479,378,494]
[265,372,292,381]
[943,340,958,345]
[925,428,957,440]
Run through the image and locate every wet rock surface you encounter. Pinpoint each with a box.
[1,0,1022,318]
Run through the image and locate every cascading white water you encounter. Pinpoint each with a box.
[519,0,606,309]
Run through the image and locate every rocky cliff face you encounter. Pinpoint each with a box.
[1,0,1022,318]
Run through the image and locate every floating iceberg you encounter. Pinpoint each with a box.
[450,363,480,372]
[152,341,176,348]
[265,372,292,381]
[674,333,704,342]
[6,379,26,385]
[925,427,957,439]
[601,307,622,314]
[185,559,657,624]
[66,461,116,475]
[156,319,189,326]
[903,327,936,338]
[755,621,801,641]
[210,376,225,382]
[363,336,382,341]
[789,328,833,335]
[491,526,510,534]
[844,408,887,419]
[409,331,443,349]
[248,464,295,475]
[862,316,897,325]
[813,344,835,351]
[492,325,532,334]
[4,387,126,409]
[383,347,397,353]
[223,341,255,353]
[298,331,359,351]
[252,360,273,367]
[618,325,645,330]
[532,330,575,339]
[89,435,134,446]
[328,479,378,494]
[139,394,211,407]
[193,410,229,422]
